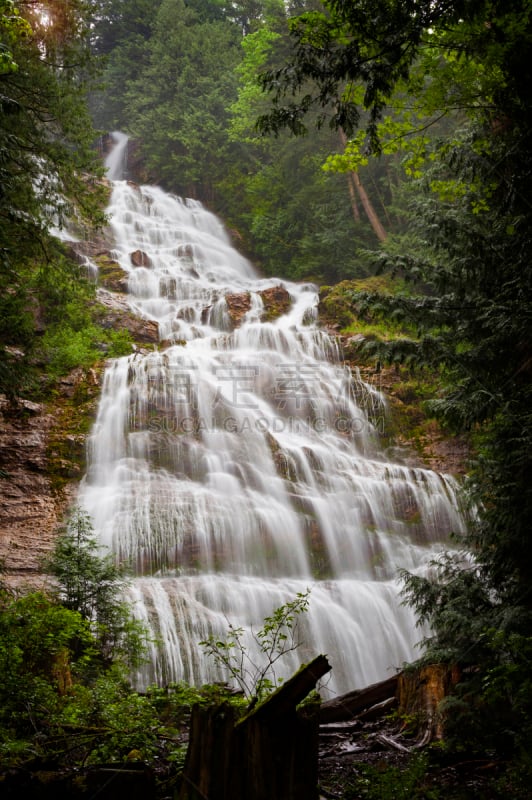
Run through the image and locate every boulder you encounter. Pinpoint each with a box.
[130,249,152,268]
[225,291,252,326]
[259,285,291,321]
[95,289,159,344]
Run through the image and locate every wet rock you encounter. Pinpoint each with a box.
[223,285,292,328]
[177,243,194,259]
[95,254,130,292]
[0,397,67,587]
[130,249,152,268]
[225,291,252,326]
[259,285,291,321]
[126,317,159,344]
[4,346,25,359]
[95,289,159,344]
[65,235,113,262]
[59,367,91,399]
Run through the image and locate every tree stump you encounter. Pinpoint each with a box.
[179,655,331,800]
[397,663,461,744]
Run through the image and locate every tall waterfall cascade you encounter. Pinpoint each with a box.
[79,132,466,697]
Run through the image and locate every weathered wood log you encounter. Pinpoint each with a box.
[319,664,460,744]
[178,703,236,800]
[319,674,399,724]
[357,695,397,722]
[250,653,331,721]
[179,655,331,800]
[376,733,411,753]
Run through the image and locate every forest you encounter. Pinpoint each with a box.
[1,1,532,797]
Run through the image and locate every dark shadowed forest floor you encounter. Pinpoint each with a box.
[318,715,524,800]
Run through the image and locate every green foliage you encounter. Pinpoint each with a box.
[0,575,247,773]
[120,0,243,201]
[0,510,189,772]
[200,589,311,704]
[258,1,532,147]
[319,277,414,336]
[0,236,135,394]
[41,323,104,376]
[41,319,133,378]
[0,0,31,74]
[240,140,372,281]
[80,674,163,763]
[106,327,135,357]
[0,0,106,398]
[0,591,95,751]
[345,754,435,800]
[0,592,183,769]
[228,27,282,143]
[45,507,150,670]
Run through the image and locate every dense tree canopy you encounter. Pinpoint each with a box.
[0,0,105,396]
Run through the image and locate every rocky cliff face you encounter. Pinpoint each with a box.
[0,366,105,589]
[0,396,72,589]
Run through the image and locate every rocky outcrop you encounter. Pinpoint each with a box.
[0,359,105,588]
[0,205,162,589]
[316,278,471,476]
[94,254,130,293]
[222,285,293,329]
[95,288,159,344]
[0,397,59,586]
[340,350,470,475]
[130,249,151,268]
[66,239,159,344]
[258,285,291,322]
[225,292,252,326]
[0,206,169,590]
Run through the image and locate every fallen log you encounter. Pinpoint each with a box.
[357,695,397,722]
[179,655,331,800]
[376,733,411,753]
[319,674,399,724]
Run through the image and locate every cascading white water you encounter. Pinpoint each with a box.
[105,131,129,181]
[79,133,466,697]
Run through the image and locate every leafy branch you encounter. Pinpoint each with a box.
[200,589,311,706]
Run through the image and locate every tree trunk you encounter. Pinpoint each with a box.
[338,128,387,242]
[351,171,388,242]
[346,173,361,222]
[179,655,331,800]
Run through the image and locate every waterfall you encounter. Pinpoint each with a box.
[79,135,466,698]
[105,131,129,181]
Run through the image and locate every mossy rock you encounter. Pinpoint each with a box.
[46,366,104,497]
[94,255,129,292]
[259,285,291,322]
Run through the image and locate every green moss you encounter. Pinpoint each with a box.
[259,287,292,322]
[46,365,104,497]
[318,276,412,339]
[94,255,129,292]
